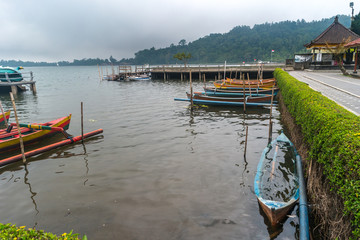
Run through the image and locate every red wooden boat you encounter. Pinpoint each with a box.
[0,110,10,126]
[0,114,71,151]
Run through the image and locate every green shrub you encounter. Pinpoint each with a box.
[0,223,87,240]
[274,68,360,239]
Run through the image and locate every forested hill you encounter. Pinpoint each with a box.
[120,15,351,65]
[0,15,351,67]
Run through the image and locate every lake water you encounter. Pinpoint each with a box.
[0,66,299,239]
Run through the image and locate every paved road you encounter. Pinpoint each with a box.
[288,70,360,115]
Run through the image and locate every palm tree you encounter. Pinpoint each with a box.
[173,52,192,68]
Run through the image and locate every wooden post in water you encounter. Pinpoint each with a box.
[244,126,248,157]
[111,64,115,79]
[81,102,84,143]
[247,73,252,96]
[203,73,206,88]
[199,66,201,80]
[242,76,246,112]
[29,71,37,94]
[190,69,193,109]
[218,65,220,80]
[0,101,8,128]
[9,93,26,163]
[268,87,275,144]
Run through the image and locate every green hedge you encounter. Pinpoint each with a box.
[0,223,86,240]
[274,69,360,239]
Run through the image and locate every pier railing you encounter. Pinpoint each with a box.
[0,71,35,83]
[0,71,36,94]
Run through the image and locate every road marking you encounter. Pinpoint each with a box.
[289,72,360,115]
[313,73,360,87]
[301,75,360,99]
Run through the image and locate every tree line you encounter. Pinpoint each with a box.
[1,15,351,67]
[122,15,350,65]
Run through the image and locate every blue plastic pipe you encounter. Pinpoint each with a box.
[296,154,310,240]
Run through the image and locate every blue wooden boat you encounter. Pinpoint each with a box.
[254,132,299,226]
[194,91,278,98]
[188,92,274,103]
[0,66,24,82]
[174,98,273,107]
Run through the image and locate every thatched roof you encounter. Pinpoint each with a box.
[305,16,360,49]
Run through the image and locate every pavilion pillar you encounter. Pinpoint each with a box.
[354,47,358,74]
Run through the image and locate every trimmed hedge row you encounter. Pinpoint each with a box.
[274,69,360,239]
[0,223,86,240]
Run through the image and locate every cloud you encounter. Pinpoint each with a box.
[0,0,353,62]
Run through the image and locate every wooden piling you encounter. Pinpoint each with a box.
[268,87,275,143]
[0,101,9,128]
[244,126,248,157]
[247,73,252,96]
[30,83,37,94]
[190,69,193,109]
[81,102,84,143]
[10,93,26,163]
[243,77,246,112]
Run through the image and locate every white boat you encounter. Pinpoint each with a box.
[127,74,151,81]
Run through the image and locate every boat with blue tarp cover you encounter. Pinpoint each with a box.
[0,66,24,82]
[254,132,299,226]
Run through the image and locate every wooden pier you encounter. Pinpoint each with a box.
[0,71,36,94]
[100,65,151,81]
[150,64,285,80]
[100,63,285,81]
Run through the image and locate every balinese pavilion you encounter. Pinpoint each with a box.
[304,16,359,69]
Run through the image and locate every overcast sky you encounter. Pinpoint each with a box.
[0,0,355,62]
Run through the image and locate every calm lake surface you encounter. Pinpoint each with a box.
[0,66,299,239]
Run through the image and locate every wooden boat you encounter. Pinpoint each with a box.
[198,90,278,97]
[174,92,275,107]
[204,86,279,95]
[0,66,24,82]
[214,81,276,89]
[0,110,10,126]
[103,74,120,81]
[127,74,151,81]
[188,92,274,103]
[213,78,276,88]
[254,132,299,226]
[174,97,273,107]
[0,114,71,151]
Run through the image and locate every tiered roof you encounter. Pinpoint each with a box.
[305,16,359,48]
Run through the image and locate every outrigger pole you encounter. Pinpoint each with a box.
[0,129,103,167]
